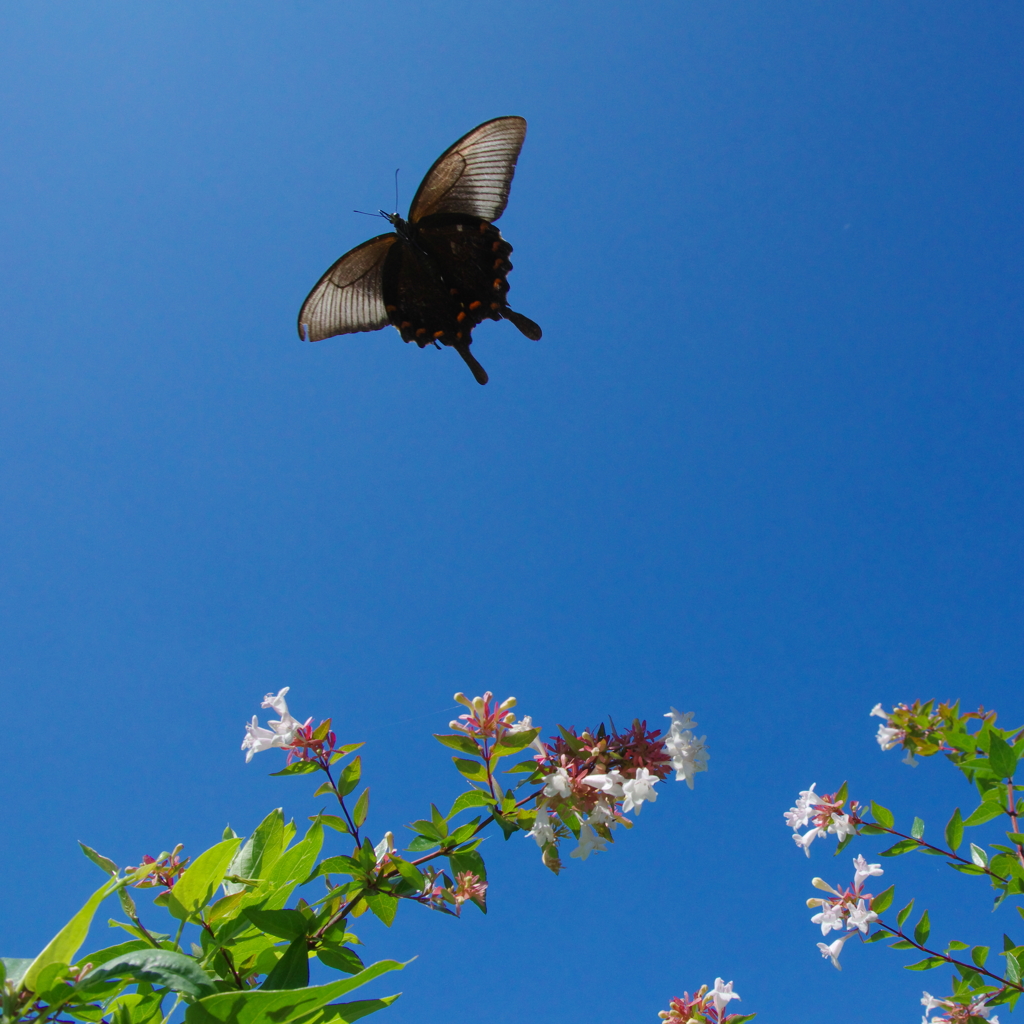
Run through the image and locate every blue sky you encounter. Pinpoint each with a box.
[1,3,1022,1022]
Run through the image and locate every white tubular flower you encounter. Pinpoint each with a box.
[665,707,697,731]
[581,770,626,799]
[827,813,856,840]
[664,726,709,789]
[710,979,740,1017]
[784,783,821,830]
[869,703,889,719]
[621,767,658,815]
[876,724,902,750]
[542,767,572,799]
[811,903,845,935]
[525,807,556,848]
[508,715,546,755]
[902,749,919,767]
[793,827,823,856]
[373,831,395,863]
[846,898,878,933]
[921,992,950,1019]
[852,854,883,890]
[569,824,608,861]
[241,688,302,762]
[817,934,851,970]
[587,798,617,829]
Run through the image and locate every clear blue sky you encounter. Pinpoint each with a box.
[1,4,1022,1023]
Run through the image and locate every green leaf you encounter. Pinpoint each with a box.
[186,963,406,1024]
[889,939,916,950]
[452,758,489,784]
[78,843,118,877]
[315,815,351,835]
[988,735,1019,780]
[914,910,931,946]
[911,817,925,840]
[949,862,987,875]
[244,909,311,941]
[270,761,322,777]
[260,937,310,991]
[1,959,32,989]
[858,823,887,836]
[363,892,398,927]
[265,822,325,891]
[23,878,118,990]
[725,1016,757,1024]
[316,948,364,976]
[871,885,895,914]
[79,950,217,1000]
[945,809,964,853]
[1006,951,1021,985]
[390,858,425,891]
[405,836,439,853]
[897,899,915,928]
[448,849,487,883]
[166,838,242,920]
[490,729,540,758]
[352,790,370,828]
[446,791,494,818]
[338,758,362,798]
[76,941,149,968]
[970,843,989,868]
[971,946,989,968]
[1006,832,1024,844]
[292,995,400,1024]
[408,820,440,841]
[448,820,481,845]
[429,805,448,838]
[870,802,894,828]
[905,956,946,971]
[881,839,919,857]
[311,856,362,881]
[224,809,285,896]
[433,733,481,757]
[947,940,970,951]
[964,801,1005,827]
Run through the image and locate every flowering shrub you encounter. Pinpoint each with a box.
[785,700,1024,1021]
[0,690,740,1024]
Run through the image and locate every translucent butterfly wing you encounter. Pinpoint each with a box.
[408,116,527,224]
[297,233,397,342]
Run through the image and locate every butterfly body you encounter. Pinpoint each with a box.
[298,117,541,385]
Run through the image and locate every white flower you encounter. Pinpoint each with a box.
[852,854,883,890]
[876,724,902,750]
[525,806,556,848]
[827,813,856,840]
[587,798,618,829]
[664,725,709,789]
[817,934,851,970]
[846,898,877,933]
[508,715,546,755]
[793,827,823,856]
[870,703,889,719]
[621,768,658,814]
[241,688,302,762]
[784,784,822,830]
[811,903,845,935]
[902,749,919,767]
[921,992,951,1019]
[581,770,626,799]
[569,823,608,861]
[542,767,572,799]
[664,707,697,731]
[710,979,740,1017]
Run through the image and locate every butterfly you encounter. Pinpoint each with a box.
[297,116,542,385]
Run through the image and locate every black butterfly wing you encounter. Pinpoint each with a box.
[408,116,527,224]
[297,233,397,342]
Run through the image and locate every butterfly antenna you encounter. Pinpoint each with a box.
[353,209,383,218]
[394,168,400,214]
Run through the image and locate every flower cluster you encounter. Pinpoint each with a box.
[450,691,539,745]
[784,783,862,857]
[657,980,745,1023]
[921,991,1001,1024]
[806,855,884,969]
[126,844,189,892]
[526,708,707,869]
[241,687,338,766]
[868,699,998,767]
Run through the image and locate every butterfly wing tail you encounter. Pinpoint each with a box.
[454,343,489,385]
[503,308,542,340]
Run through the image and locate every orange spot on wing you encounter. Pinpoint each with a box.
[468,300,482,310]
[457,311,466,322]
[433,330,445,339]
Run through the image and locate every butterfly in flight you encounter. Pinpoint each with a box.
[298,116,542,385]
